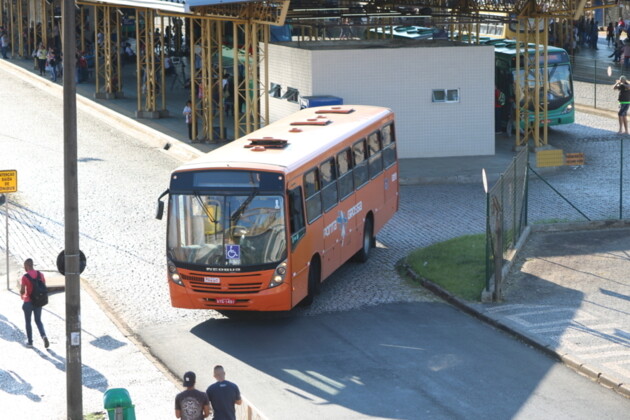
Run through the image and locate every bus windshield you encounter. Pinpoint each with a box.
[168,193,287,267]
[513,63,572,110]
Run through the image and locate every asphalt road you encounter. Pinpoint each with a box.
[2,65,630,418]
[141,303,630,420]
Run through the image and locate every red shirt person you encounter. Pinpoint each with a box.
[19,258,49,348]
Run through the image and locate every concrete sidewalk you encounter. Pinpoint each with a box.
[0,256,180,419]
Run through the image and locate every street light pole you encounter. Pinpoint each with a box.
[62,0,82,418]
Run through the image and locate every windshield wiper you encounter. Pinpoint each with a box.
[231,188,258,224]
[193,191,218,225]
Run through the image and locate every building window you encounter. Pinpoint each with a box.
[269,83,282,98]
[432,89,460,103]
[282,87,300,103]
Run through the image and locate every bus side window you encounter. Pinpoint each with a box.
[353,139,369,189]
[304,168,323,223]
[337,148,354,200]
[320,157,338,212]
[382,124,397,168]
[367,131,383,178]
[288,186,306,247]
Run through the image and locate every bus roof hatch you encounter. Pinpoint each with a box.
[244,137,289,149]
[315,107,355,115]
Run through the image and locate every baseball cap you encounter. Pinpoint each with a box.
[183,371,196,387]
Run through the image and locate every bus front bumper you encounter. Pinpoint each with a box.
[169,280,292,311]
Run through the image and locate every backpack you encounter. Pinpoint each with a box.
[27,271,48,307]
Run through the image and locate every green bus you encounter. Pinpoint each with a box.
[493,40,574,130]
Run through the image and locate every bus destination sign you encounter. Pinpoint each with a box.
[0,170,17,193]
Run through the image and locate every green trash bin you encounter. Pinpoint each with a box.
[103,388,136,420]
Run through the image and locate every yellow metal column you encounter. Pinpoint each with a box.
[40,0,47,48]
[8,0,14,56]
[16,0,23,57]
[136,8,161,117]
[135,8,143,112]
[189,17,201,141]
[159,14,167,116]
[79,6,85,53]
[94,5,122,99]
[208,19,224,141]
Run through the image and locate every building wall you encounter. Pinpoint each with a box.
[265,46,312,121]
[263,43,495,158]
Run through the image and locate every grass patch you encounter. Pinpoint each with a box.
[404,234,486,301]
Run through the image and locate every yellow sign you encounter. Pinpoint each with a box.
[0,170,17,193]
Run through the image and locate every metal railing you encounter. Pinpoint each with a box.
[572,53,627,112]
[485,147,528,299]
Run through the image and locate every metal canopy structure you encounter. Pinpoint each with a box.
[0,0,616,146]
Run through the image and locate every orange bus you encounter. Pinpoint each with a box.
[156,105,399,311]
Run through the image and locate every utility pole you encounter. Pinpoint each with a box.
[62,0,82,417]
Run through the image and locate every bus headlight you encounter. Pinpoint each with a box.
[168,262,184,286]
[561,104,573,114]
[269,261,288,288]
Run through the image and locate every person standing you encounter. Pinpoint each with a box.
[36,43,47,76]
[175,371,211,420]
[205,365,242,420]
[183,100,194,142]
[614,75,630,134]
[20,258,49,348]
[1,31,9,59]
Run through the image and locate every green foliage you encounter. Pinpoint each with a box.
[405,234,486,301]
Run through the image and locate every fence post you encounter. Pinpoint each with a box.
[594,59,597,109]
[621,136,624,219]
[483,169,490,292]
[512,156,517,244]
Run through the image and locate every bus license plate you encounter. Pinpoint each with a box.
[204,277,220,284]
[216,298,235,305]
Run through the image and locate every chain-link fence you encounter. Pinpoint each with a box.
[572,54,627,112]
[486,147,528,299]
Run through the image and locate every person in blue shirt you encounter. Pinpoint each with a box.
[206,365,242,420]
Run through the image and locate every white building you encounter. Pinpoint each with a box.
[261,39,495,158]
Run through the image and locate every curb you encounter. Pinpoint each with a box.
[403,264,630,400]
[575,103,617,120]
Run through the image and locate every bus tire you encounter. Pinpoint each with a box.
[300,257,321,306]
[354,216,373,263]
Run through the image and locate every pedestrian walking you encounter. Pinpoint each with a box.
[205,365,242,420]
[175,371,211,420]
[20,258,49,348]
[47,48,58,82]
[183,100,195,142]
[614,75,630,134]
[607,22,615,47]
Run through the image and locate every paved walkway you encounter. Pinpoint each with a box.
[1,38,630,419]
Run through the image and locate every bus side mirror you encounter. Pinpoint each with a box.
[156,189,169,220]
[156,201,164,220]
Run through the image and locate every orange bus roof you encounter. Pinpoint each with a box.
[176,105,393,175]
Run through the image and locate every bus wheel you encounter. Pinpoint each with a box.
[300,258,320,306]
[354,217,373,263]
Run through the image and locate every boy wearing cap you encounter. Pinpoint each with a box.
[175,371,211,420]
[614,75,630,134]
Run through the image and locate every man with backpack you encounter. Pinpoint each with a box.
[19,258,49,348]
